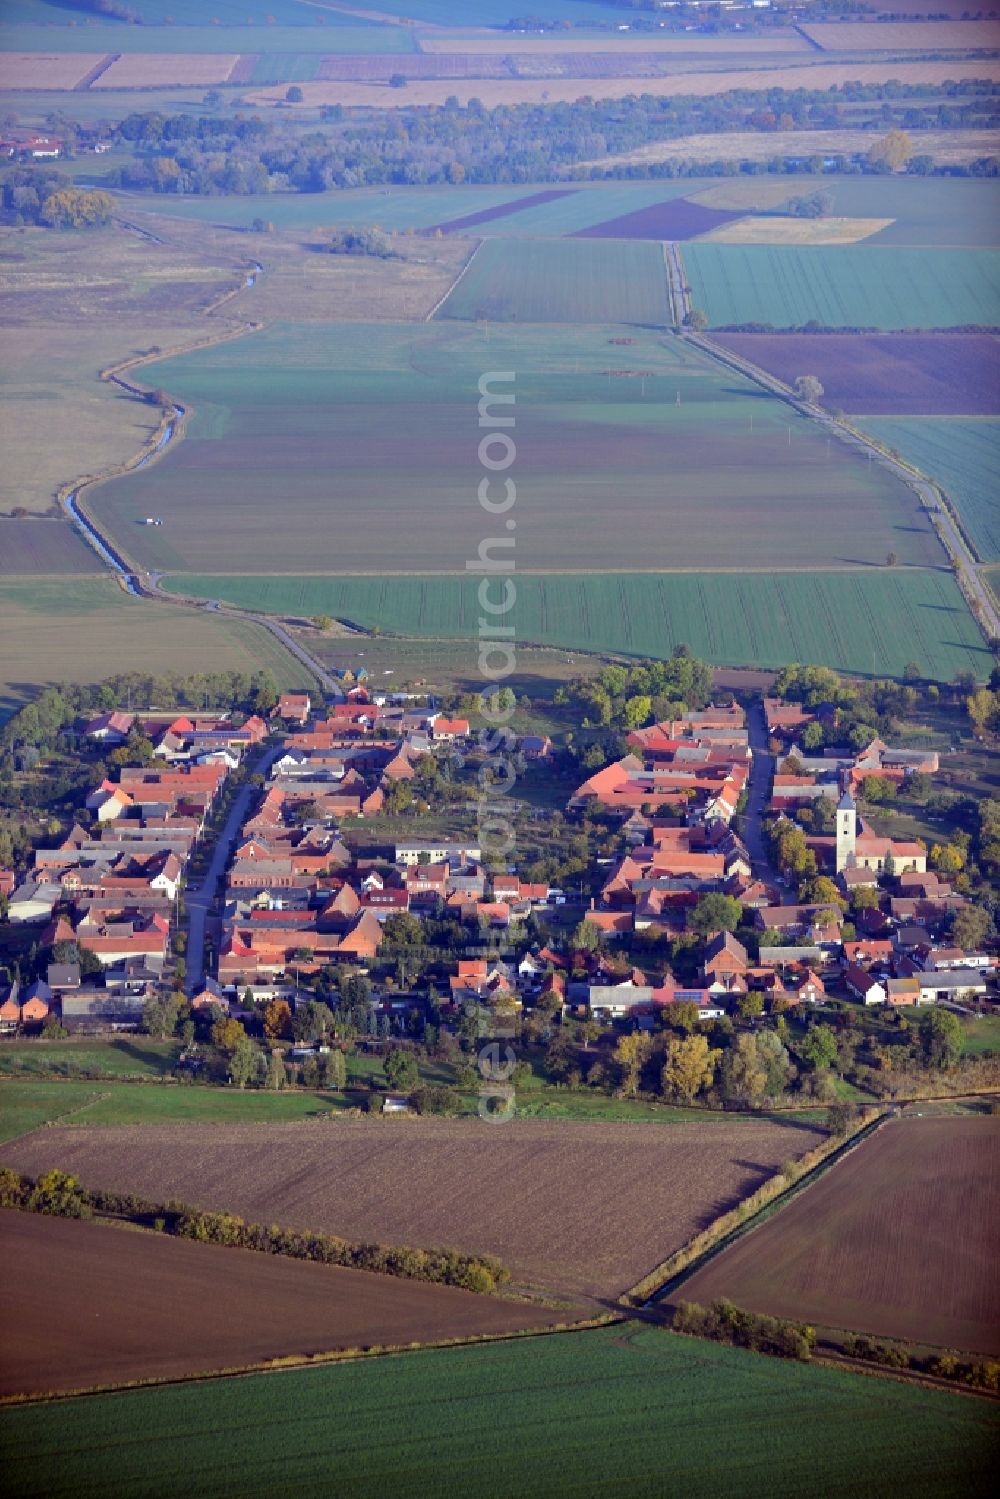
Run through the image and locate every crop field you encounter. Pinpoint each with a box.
[0,577,308,720]
[699,216,892,246]
[0,519,96,575]
[436,238,672,325]
[799,20,1000,50]
[3,1324,996,1499]
[713,333,1000,416]
[243,59,1000,109]
[572,199,741,242]
[854,417,1000,562]
[165,568,991,681]
[0,1212,563,1398]
[678,1118,1000,1355]
[682,245,1000,330]
[430,189,577,233]
[87,320,939,578]
[93,54,240,89]
[3,1117,824,1299]
[0,52,104,89]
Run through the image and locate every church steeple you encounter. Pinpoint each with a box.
[835,783,857,873]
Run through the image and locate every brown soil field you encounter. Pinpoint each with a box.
[0,53,105,91]
[316,52,511,79]
[699,215,892,245]
[244,59,1000,109]
[4,1118,824,1300]
[431,188,576,233]
[421,35,811,54]
[0,1211,564,1397]
[799,20,1000,50]
[712,332,1000,415]
[676,1117,1000,1355]
[0,518,97,575]
[93,54,239,90]
[579,127,1000,172]
[572,198,741,242]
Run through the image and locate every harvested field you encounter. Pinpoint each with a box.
[429,189,578,234]
[571,198,741,242]
[580,127,1000,173]
[712,333,1000,416]
[3,1118,825,1299]
[243,60,1000,108]
[0,518,96,575]
[421,34,812,54]
[676,1117,1000,1355]
[798,20,1000,50]
[682,243,1000,329]
[697,215,893,245]
[3,1326,996,1499]
[167,569,992,682]
[0,1211,563,1397]
[0,52,105,89]
[317,52,510,79]
[435,237,671,323]
[0,577,308,720]
[93,54,240,89]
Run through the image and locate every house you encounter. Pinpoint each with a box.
[382,1093,411,1114]
[7,881,60,924]
[0,982,21,1034]
[46,963,81,993]
[274,693,312,725]
[845,964,887,1006]
[82,711,134,744]
[702,931,749,979]
[395,841,481,867]
[431,717,470,743]
[520,735,553,761]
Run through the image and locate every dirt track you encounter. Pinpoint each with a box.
[0,1211,565,1397]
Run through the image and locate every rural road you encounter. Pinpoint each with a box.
[184,742,282,994]
[664,242,1000,652]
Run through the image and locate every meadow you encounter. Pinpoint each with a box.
[682,244,1000,330]
[854,417,1000,563]
[436,238,672,325]
[677,1118,1000,1356]
[165,569,991,681]
[0,577,309,720]
[90,320,935,577]
[2,1324,996,1499]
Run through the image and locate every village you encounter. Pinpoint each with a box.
[0,662,996,1110]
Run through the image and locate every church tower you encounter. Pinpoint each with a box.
[835,786,857,874]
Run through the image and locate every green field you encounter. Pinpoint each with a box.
[0,576,311,720]
[2,1324,995,1499]
[853,418,1000,563]
[0,1082,108,1144]
[682,245,1000,330]
[813,178,1000,249]
[437,239,673,325]
[0,1040,180,1082]
[165,568,990,680]
[961,1014,1000,1057]
[90,321,936,577]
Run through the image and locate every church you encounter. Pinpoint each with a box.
[835,786,927,877]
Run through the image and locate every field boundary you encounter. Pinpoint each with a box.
[0,1313,620,1409]
[625,1109,887,1307]
[424,237,483,321]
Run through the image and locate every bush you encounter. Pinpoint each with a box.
[673,1299,813,1362]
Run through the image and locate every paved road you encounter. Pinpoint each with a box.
[735,699,782,890]
[663,242,999,650]
[184,743,282,993]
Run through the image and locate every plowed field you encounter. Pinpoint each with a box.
[4,1117,824,1299]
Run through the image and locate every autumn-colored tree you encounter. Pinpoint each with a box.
[966,688,997,733]
[39,188,114,229]
[211,1015,246,1054]
[794,375,824,405]
[868,129,914,172]
[263,998,292,1040]
[613,1032,652,1097]
[660,1034,719,1104]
